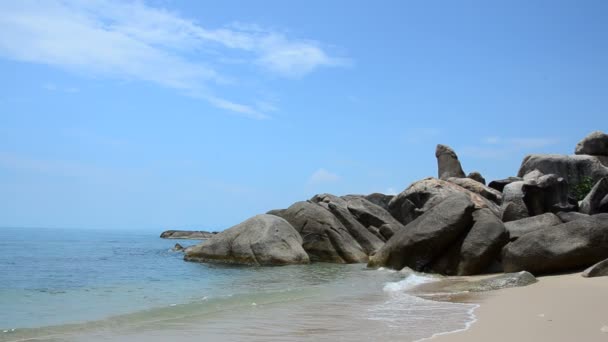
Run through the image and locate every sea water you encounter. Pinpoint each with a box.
[0,227,477,341]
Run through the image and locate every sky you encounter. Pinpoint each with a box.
[0,0,607,230]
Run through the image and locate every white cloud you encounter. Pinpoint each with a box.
[385,187,398,195]
[308,168,340,185]
[0,0,348,118]
[460,136,560,159]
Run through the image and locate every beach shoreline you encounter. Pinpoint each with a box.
[432,272,608,342]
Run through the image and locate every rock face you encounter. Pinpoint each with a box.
[467,171,486,185]
[447,177,502,203]
[388,178,500,226]
[556,211,590,223]
[327,202,385,255]
[432,271,537,293]
[582,258,608,277]
[160,230,216,239]
[368,193,475,271]
[517,154,608,190]
[504,213,563,241]
[488,177,522,192]
[579,178,608,214]
[342,195,405,239]
[184,214,309,266]
[500,181,529,222]
[364,193,394,211]
[522,174,573,215]
[276,201,368,263]
[575,131,608,156]
[436,144,466,180]
[503,216,608,274]
[456,209,509,275]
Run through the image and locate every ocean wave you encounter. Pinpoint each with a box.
[383,272,438,292]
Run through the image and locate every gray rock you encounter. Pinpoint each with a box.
[488,177,522,192]
[500,181,529,222]
[160,230,216,239]
[184,214,309,266]
[368,193,475,271]
[276,201,368,263]
[378,223,402,240]
[431,271,537,293]
[456,209,509,275]
[266,209,286,217]
[582,258,608,277]
[575,131,608,156]
[447,177,502,203]
[503,216,608,274]
[517,154,608,191]
[172,243,185,252]
[343,196,405,232]
[310,193,348,210]
[364,193,394,211]
[504,213,563,241]
[436,144,466,180]
[388,178,501,225]
[467,171,486,185]
[580,178,608,214]
[557,211,590,222]
[327,202,385,255]
[522,174,574,215]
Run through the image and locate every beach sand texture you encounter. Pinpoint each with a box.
[435,273,608,342]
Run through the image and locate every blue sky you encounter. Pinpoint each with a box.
[1,0,607,230]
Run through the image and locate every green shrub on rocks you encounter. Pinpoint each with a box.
[572,177,595,201]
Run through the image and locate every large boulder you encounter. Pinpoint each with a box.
[364,193,394,211]
[575,131,608,156]
[467,171,486,185]
[447,177,502,203]
[342,195,405,239]
[503,216,608,274]
[488,177,522,192]
[184,214,309,266]
[582,258,608,277]
[388,178,500,225]
[276,201,368,263]
[556,211,590,223]
[579,177,608,214]
[456,208,509,275]
[327,202,385,255]
[522,174,574,215]
[368,193,475,271]
[504,213,563,241]
[500,181,529,222]
[517,154,608,190]
[436,144,466,180]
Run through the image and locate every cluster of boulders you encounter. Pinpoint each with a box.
[182,131,608,278]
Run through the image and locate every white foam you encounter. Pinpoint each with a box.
[383,273,437,292]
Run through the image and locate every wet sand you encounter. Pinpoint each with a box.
[433,273,608,342]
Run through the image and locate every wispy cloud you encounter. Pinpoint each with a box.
[0,1,348,118]
[308,168,340,185]
[461,136,560,159]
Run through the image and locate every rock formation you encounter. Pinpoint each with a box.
[436,144,466,180]
[503,215,608,274]
[184,214,309,266]
[160,230,217,239]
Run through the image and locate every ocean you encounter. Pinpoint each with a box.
[0,227,477,342]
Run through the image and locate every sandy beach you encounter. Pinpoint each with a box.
[434,272,608,342]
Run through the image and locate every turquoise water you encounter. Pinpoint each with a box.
[0,227,477,341]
